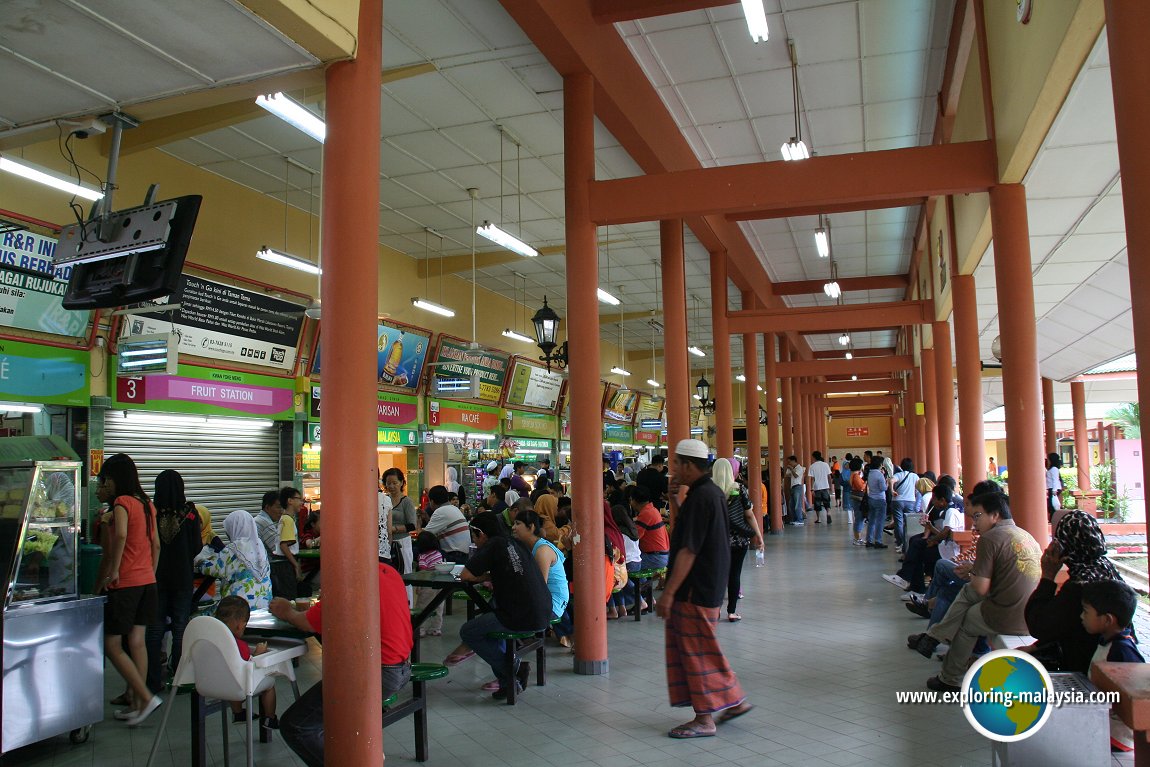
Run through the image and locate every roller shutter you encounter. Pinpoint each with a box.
[103,411,283,535]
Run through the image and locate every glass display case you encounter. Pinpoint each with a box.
[0,455,104,753]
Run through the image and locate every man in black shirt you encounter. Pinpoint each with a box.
[657,439,753,739]
[636,454,669,507]
[458,512,551,699]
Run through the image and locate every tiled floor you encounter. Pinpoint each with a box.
[7,515,1131,766]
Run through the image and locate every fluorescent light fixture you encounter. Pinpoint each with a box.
[690,427,704,435]
[845,351,853,360]
[0,403,43,414]
[255,93,326,142]
[411,297,455,317]
[780,139,809,161]
[640,419,662,429]
[432,430,464,438]
[477,222,538,258]
[823,280,841,298]
[815,228,830,258]
[205,416,276,429]
[838,333,851,346]
[610,366,631,377]
[597,287,620,305]
[468,433,497,441]
[117,333,177,375]
[0,155,103,201]
[377,446,404,454]
[736,374,746,382]
[257,246,321,275]
[688,346,706,358]
[502,329,534,344]
[646,378,660,388]
[741,0,769,42]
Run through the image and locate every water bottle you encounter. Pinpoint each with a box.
[754,549,765,568]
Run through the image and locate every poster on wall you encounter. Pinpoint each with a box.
[127,274,304,370]
[504,359,563,412]
[0,230,90,337]
[429,336,509,403]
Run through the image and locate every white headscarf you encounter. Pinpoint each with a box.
[503,489,520,507]
[499,463,515,480]
[446,466,461,494]
[224,510,268,576]
[712,458,738,497]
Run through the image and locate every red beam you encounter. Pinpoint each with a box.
[728,300,931,335]
[827,409,895,418]
[589,141,997,225]
[801,380,904,395]
[776,356,914,378]
[817,395,900,408]
[772,275,910,296]
[591,0,736,23]
[726,196,926,222]
[813,348,895,359]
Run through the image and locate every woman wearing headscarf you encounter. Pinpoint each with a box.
[1024,510,1123,672]
[532,494,562,546]
[713,458,763,622]
[195,510,272,609]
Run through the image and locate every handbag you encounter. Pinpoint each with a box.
[727,489,755,537]
[611,548,629,593]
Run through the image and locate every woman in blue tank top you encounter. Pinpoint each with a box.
[512,510,569,619]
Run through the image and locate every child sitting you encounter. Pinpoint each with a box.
[215,596,278,729]
[1081,579,1145,752]
[413,531,446,637]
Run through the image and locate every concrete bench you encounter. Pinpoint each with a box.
[990,634,1036,651]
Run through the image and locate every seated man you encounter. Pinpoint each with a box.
[424,485,471,563]
[884,484,963,595]
[270,563,412,767]
[909,490,1041,692]
[458,511,552,700]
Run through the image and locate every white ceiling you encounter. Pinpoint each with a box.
[0,1,1137,413]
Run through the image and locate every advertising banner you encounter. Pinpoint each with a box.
[128,274,304,370]
[603,384,639,424]
[430,337,509,403]
[635,394,665,424]
[0,258,90,337]
[603,422,634,443]
[504,359,563,411]
[0,337,88,406]
[504,408,558,439]
[113,360,293,419]
[315,320,432,392]
[428,399,500,432]
[309,386,419,428]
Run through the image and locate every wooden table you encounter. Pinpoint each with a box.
[1091,661,1150,764]
[402,570,491,661]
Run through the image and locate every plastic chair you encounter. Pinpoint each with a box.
[145,616,304,767]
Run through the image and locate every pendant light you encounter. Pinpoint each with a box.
[815,214,830,258]
[687,294,706,357]
[740,0,769,42]
[258,157,319,275]
[610,286,630,377]
[598,226,620,305]
[411,226,455,318]
[780,40,810,161]
[502,272,533,344]
[478,127,538,257]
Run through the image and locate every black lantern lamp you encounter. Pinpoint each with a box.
[695,375,716,415]
[532,296,568,372]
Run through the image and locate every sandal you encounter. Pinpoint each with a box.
[444,650,475,666]
[668,723,716,739]
[718,703,755,724]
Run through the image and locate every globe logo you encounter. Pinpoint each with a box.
[961,649,1054,742]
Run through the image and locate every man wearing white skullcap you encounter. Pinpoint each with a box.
[657,439,753,739]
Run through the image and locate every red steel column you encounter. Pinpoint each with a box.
[1071,381,1091,492]
[741,290,761,515]
[711,251,734,458]
[1042,378,1057,455]
[763,333,782,532]
[953,275,986,495]
[662,220,689,456]
[564,73,607,674]
[933,321,958,476]
[780,343,794,461]
[321,1,382,761]
[990,183,1047,545]
[921,348,941,474]
[1105,0,1150,555]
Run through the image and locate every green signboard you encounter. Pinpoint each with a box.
[306,422,417,447]
[504,409,558,439]
[112,360,294,419]
[430,337,509,403]
[0,235,91,338]
[603,422,634,443]
[0,337,89,406]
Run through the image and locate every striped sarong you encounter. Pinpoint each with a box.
[665,600,746,714]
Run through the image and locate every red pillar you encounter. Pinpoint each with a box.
[321,1,382,761]
[933,320,958,476]
[953,275,986,495]
[1042,377,1057,456]
[990,183,1047,545]
[913,370,928,473]
[711,251,734,458]
[780,343,794,461]
[763,333,782,533]
[1104,0,1150,555]
[1097,421,1107,465]
[564,72,607,673]
[921,348,941,474]
[1071,381,1091,492]
[741,290,761,515]
[662,220,689,454]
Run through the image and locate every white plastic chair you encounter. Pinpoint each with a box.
[145,615,304,767]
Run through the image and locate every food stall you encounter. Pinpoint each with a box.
[0,436,104,752]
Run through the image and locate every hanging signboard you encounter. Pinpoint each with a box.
[0,256,90,338]
[634,430,661,446]
[603,383,639,424]
[0,337,88,406]
[504,408,558,439]
[309,386,419,428]
[127,274,304,370]
[635,394,665,425]
[429,336,509,404]
[314,319,431,391]
[504,359,563,412]
[603,422,634,444]
[846,426,870,438]
[428,399,501,432]
[112,359,294,419]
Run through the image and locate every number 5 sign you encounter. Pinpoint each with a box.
[116,376,147,403]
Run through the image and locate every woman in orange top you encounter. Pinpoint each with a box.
[95,453,162,725]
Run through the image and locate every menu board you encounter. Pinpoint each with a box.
[430,336,510,403]
[603,383,639,424]
[505,359,563,412]
[312,320,431,393]
[635,394,665,427]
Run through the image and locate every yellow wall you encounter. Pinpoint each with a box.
[826,416,892,452]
